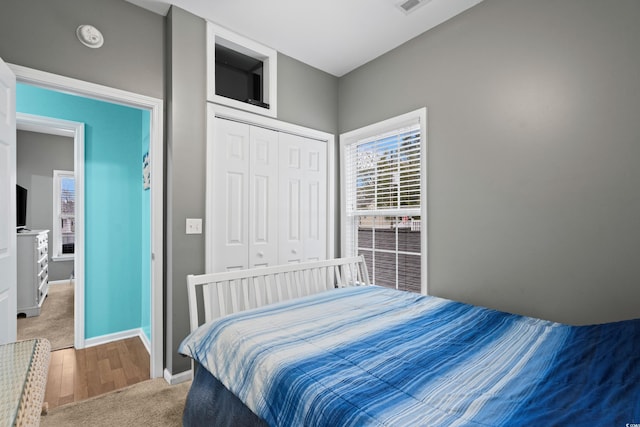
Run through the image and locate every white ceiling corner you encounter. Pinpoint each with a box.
[126,0,484,77]
[126,0,171,16]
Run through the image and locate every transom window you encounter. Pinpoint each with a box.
[341,109,427,293]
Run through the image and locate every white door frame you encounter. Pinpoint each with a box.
[10,64,164,378]
[16,113,84,348]
[0,57,16,345]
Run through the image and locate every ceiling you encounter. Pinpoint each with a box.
[126,0,484,77]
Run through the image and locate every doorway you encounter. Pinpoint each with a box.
[16,115,81,351]
[11,64,164,378]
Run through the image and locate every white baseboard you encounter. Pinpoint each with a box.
[84,328,146,349]
[164,368,193,385]
[48,279,72,286]
[139,330,151,354]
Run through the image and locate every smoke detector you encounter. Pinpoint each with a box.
[76,25,104,48]
[396,0,431,14]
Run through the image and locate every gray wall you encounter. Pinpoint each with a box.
[165,6,208,376]
[1,0,339,375]
[5,0,639,370]
[165,7,340,374]
[338,0,640,325]
[278,53,339,135]
[16,131,75,282]
[1,0,341,374]
[0,0,164,99]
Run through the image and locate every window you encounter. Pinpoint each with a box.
[53,170,75,259]
[341,109,427,293]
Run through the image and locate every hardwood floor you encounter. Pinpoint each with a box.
[44,337,150,409]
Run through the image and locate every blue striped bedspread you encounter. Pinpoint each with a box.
[179,286,640,426]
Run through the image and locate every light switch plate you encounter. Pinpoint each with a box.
[186,218,202,234]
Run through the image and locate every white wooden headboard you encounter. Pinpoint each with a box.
[187,256,370,332]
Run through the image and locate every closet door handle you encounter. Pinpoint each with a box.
[291,249,297,255]
[257,251,264,258]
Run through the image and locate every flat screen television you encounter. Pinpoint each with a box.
[16,184,27,230]
[215,43,267,108]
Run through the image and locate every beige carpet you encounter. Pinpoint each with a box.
[17,281,74,350]
[41,379,191,427]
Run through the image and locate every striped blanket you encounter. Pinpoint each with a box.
[180,286,640,426]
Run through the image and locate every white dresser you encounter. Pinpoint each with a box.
[17,230,49,317]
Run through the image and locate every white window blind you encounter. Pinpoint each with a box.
[345,124,421,218]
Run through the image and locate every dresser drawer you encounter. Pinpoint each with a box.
[38,266,48,283]
[38,274,49,301]
[37,244,48,259]
[38,256,48,273]
[36,233,48,248]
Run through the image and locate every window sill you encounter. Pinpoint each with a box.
[52,255,74,262]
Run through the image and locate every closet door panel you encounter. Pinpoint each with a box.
[212,118,250,271]
[303,140,327,262]
[225,172,244,245]
[278,135,303,263]
[249,127,278,268]
[278,133,327,263]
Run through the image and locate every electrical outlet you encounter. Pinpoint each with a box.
[186,218,202,234]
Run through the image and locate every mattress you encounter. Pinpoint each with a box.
[180,286,640,426]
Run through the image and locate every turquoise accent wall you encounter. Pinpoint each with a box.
[17,83,151,340]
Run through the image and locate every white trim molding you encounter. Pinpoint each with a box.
[84,328,151,355]
[47,279,72,286]
[84,328,142,348]
[164,368,193,385]
[340,107,428,294]
[16,113,85,348]
[139,329,151,355]
[11,64,164,379]
[51,255,74,262]
[207,22,278,118]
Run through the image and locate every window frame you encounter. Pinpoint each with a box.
[340,108,428,294]
[52,169,75,261]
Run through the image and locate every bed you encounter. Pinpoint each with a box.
[179,256,640,426]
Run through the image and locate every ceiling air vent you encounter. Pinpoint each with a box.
[396,0,431,14]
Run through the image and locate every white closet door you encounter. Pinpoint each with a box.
[278,133,327,263]
[249,126,279,268]
[212,118,250,272]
